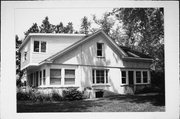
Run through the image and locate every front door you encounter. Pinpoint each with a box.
[128,71,134,94]
[128,71,134,85]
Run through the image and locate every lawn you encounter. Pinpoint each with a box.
[17,93,165,112]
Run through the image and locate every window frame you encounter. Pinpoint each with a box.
[64,69,76,85]
[120,69,150,85]
[134,70,150,85]
[135,71,142,84]
[50,69,62,85]
[96,42,105,58]
[33,40,47,53]
[34,41,40,52]
[121,70,129,85]
[92,69,109,85]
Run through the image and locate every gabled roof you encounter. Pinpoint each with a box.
[39,30,128,64]
[120,46,151,59]
[39,30,153,65]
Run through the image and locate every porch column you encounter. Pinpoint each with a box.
[46,66,50,86]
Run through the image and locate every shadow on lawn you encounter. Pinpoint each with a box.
[17,100,106,112]
[17,94,165,112]
[106,93,165,106]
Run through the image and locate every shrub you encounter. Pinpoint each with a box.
[52,92,63,101]
[17,91,30,101]
[151,71,165,94]
[63,88,83,101]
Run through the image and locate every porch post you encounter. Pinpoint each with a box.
[46,66,50,86]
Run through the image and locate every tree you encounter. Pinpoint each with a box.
[63,22,74,33]
[93,12,115,35]
[24,23,39,37]
[40,16,55,33]
[111,8,164,72]
[55,22,64,33]
[16,35,23,87]
[80,16,91,35]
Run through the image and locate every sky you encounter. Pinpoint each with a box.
[15,7,114,40]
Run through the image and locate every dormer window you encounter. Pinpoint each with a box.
[97,43,104,57]
[34,41,39,52]
[34,41,46,53]
[41,41,46,52]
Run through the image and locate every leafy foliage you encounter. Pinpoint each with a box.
[93,12,115,35]
[24,23,39,37]
[80,16,91,34]
[55,22,64,33]
[63,22,74,33]
[63,88,83,101]
[16,35,23,87]
[40,16,55,33]
[17,90,63,102]
[111,8,164,72]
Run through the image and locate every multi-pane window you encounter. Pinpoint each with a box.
[43,69,46,85]
[136,71,141,83]
[65,69,75,85]
[92,69,108,84]
[41,41,46,52]
[121,71,127,84]
[143,71,148,83]
[97,43,104,57]
[34,41,46,52]
[34,41,39,52]
[50,69,61,85]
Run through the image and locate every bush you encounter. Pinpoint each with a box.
[151,71,165,94]
[63,88,83,101]
[17,91,30,101]
[52,91,63,101]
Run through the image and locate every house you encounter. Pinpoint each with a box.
[19,30,153,98]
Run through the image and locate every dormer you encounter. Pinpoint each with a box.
[19,33,85,70]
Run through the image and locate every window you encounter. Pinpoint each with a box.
[143,71,148,83]
[92,69,108,84]
[121,71,127,84]
[34,41,39,52]
[97,43,104,57]
[34,41,46,53]
[136,71,141,83]
[41,41,46,52]
[50,69,61,85]
[43,69,46,85]
[65,69,75,85]
[24,52,27,61]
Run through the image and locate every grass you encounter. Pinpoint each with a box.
[17,93,165,112]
